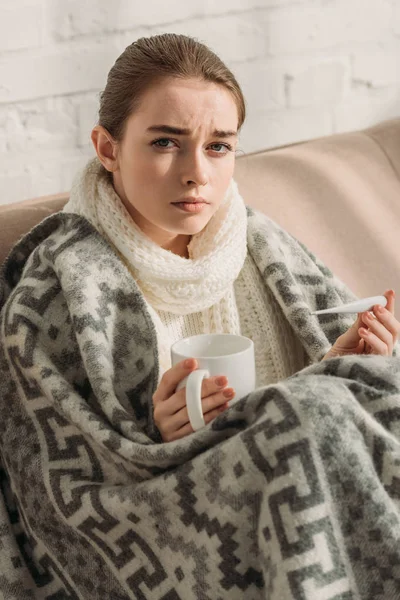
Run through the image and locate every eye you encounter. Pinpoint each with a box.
[209,143,233,155]
[152,138,176,149]
[151,138,234,155]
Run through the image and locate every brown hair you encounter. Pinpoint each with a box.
[97,33,246,146]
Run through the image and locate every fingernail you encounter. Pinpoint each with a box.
[184,359,194,368]
[216,376,226,386]
[223,389,234,399]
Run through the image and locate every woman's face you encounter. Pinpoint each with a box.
[92,77,239,255]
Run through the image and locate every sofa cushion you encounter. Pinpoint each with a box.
[0,194,68,263]
[234,119,400,314]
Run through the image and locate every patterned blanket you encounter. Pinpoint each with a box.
[1,206,400,599]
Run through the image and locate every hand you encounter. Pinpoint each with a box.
[153,359,235,442]
[322,289,400,359]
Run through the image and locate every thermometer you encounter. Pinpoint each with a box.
[311,295,387,315]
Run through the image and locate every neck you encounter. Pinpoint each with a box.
[162,234,191,258]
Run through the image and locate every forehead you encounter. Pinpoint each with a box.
[129,77,238,132]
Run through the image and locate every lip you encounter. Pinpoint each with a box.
[172,202,208,214]
[172,197,209,204]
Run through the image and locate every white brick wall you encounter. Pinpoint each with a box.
[1,0,400,204]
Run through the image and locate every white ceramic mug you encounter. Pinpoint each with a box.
[170,333,256,431]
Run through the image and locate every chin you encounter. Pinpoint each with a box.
[181,217,212,235]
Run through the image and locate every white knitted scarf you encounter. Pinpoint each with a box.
[63,156,248,315]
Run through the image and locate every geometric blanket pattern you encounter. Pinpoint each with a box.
[0,206,399,599]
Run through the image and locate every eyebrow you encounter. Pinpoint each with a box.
[146,124,238,138]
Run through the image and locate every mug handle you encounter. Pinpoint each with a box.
[176,369,210,431]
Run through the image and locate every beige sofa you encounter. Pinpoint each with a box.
[1,117,400,319]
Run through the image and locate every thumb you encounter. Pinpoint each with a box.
[335,312,364,351]
[326,313,366,358]
[347,312,364,342]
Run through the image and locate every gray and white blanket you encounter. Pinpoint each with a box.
[1,206,400,600]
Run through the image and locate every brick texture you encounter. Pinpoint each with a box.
[1,0,399,204]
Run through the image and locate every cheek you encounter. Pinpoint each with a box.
[211,159,235,191]
[121,155,168,203]
[135,156,174,189]
[126,155,161,182]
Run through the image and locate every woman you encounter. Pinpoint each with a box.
[1,33,400,599]
[68,33,398,443]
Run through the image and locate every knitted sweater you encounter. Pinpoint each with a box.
[150,254,305,388]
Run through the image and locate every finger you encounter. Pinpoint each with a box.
[372,303,399,345]
[164,388,233,432]
[359,328,390,355]
[203,402,230,423]
[156,386,188,423]
[342,312,365,347]
[164,375,230,418]
[153,359,198,404]
[362,312,394,352]
[167,403,229,442]
[166,421,194,442]
[201,387,234,413]
[381,289,395,315]
[373,290,395,317]
[201,375,229,398]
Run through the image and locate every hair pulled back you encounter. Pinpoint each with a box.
[97,33,246,144]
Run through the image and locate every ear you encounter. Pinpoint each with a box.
[91,125,119,173]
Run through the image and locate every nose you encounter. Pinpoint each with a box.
[180,149,208,187]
